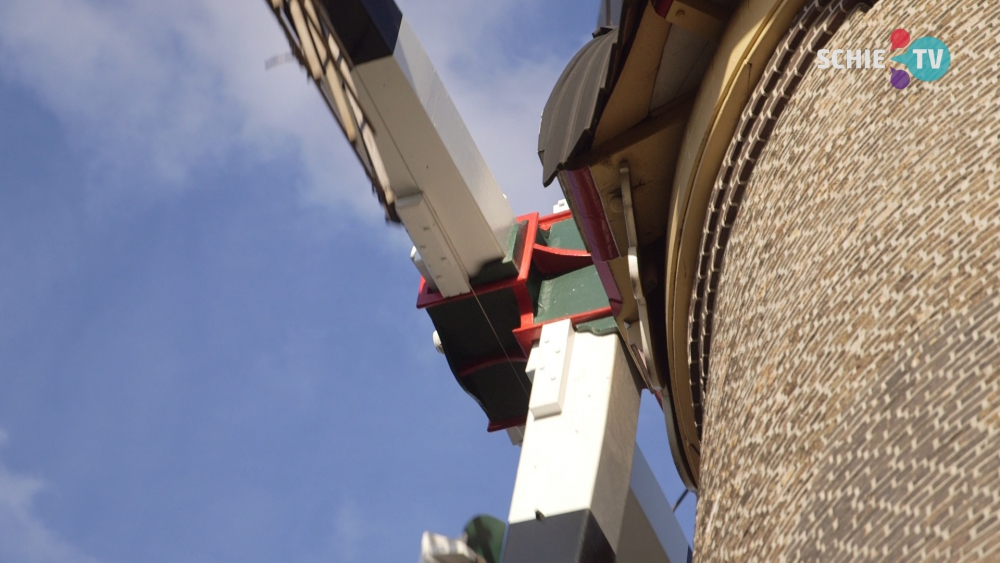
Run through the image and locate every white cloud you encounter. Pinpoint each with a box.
[0,0,576,221]
[397,0,577,214]
[0,0,367,218]
[331,498,364,562]
[0,431,99,563]
[446,57,569,215]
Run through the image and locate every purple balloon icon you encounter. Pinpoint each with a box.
[890,68,910,90]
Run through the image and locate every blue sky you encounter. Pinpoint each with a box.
[0,1,696,561]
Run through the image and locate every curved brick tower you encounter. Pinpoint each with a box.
[695,1,1000,559]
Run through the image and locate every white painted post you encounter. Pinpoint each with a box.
[351,20,517,293]
[504,330,690,563]
[504,331,638,562]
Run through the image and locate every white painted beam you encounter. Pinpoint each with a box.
[616,447,691,563]
[504,332,639,562]
[351,19,517,288]
[504,332,691,562]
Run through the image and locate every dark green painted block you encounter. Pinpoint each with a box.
[575,316,618,336]
[469,220,528,287]
[534,265,610,323]
[537,219,587,251]
[464,515,506,563]
[461,359,530,423]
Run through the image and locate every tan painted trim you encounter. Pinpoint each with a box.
[570,94,694,171]
[665,0,730,41]
[593,2,672,146]
[663,0,805,486]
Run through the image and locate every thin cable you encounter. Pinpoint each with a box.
[672,489,689,513]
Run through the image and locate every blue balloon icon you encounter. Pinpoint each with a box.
[891,36,951,82]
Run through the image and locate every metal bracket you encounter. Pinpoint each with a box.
[619,163,663,391]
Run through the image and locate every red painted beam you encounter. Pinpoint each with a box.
[654,0,674,17]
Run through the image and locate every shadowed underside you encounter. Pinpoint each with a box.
[696,0,1000,560]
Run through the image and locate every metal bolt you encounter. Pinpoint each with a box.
[608,195,624,214]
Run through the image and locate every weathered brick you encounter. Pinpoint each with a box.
[693,1,1000,561]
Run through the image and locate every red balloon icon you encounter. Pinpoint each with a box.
[891,28,910,50]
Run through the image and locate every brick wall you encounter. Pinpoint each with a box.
[696,1,1000,560]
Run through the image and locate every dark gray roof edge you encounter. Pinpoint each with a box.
[537,0,646,186]
[537,29,620,187]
